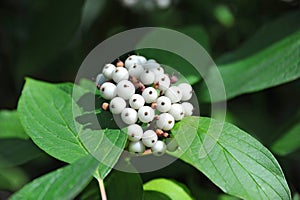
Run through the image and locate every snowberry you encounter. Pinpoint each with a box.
[95,73,106,86]
[121,108,138,125]
[140,70,155,85]
[181,102,194,116]
[128,141,145,154]
[109,97,126,114]
[127,124,143,141]
[136,55,147,64]
[99,82,117,100]
[138,106,155,123]
[178,83,193,101]
[143,62,160,70]
[156,113,175,131]
[102,64,116,79]
[151,140,167,156]
[128,63,144,78]
[142,130,158,147]
[156,96,172,112]
[142,87,158,103]
[125,55,140,68]
[129,94,145,109]
[112,67,129,83]
[168,103,185,121]
[166,138,178,152]
[165,86,182,103]
[116,80,135,100]
[154,74,170,91]
[146,59,157,63]
[150,66,164,76]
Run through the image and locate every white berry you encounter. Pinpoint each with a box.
[178,83,193,101]
[156,113,175,131]
[99,82,117,100]
[150,66,164,76]
[109,97,126,114]
[142,130,158,147]
[165,86,182,103]
[156,96,172,112]
[154,74,170,91]
[129,94,145,109]
[116,80,135,100]
[140,70,155,85]
[142,87,158,103]
[102,64,116,79]
[168,103,185,121]
[166,138,178,152]
[136,55,147,64]
[128,141,145,154]
[151,140,167,156]
[128,63,144,78]
[127,124,143,141]
[121,108,138,125]
[125,55,140,68]
[138,106,155,123]
[95,73,106,86]
[112,67,129,83]
[143,62,160,70]
[182,102,194,116]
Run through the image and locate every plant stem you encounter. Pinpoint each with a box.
[98,177,107,200]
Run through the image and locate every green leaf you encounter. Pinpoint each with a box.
[104,170,143,200]
[143,191,171,200]
[0,110,28,139]
[0,167,29,191]
[197,30,300,102]
[0,139,42,168]
[143,178,193,200]
[10,155,99,200]
[17,78,88,163]
[271,121,300,156]
[170,116,291,200]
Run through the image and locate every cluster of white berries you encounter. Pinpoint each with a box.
[95,55,194,156]
[121,0,173,11]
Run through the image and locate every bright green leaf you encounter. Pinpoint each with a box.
[170,116,291,200]
[10,155,99,200]
[271,121,300,156]
[0,110,28,139]
[143,178,193,200]
[0,139,42,168]
[17,78,88,163]
[197,30,300,102]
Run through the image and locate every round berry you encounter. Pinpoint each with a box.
[181,102,194,116]
[136,55,147,64]
[142,130,158,147]
[150,66,164,76]
[166,138,178,152]
[128,141,145,154]
[112,67,129,83]
[143,62,160,70]
[140,70,155,85]
[178,83,193,101]
[99,82,117,100]
[116,80,135,100]
[95,73,106,86]
[146,59,157,63]
[156,113,175,131]
[154,74,170,91]
[129,94,145,109]
[128,63,144,78]
[121,108,138,125]
[151,140,167,156]
[165,86,182,103]
[102,64,116,79]
[156,96,172,112]
[109,97,126,114]
[138,106,155,123]
[125,55,140,68]
[127,124,143,141]
[168,103,185,121]
[142,87,158,103]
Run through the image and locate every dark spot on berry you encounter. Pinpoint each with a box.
[144,112,148,116]
[157,152,162,155]
[111,104,115,108]
[101,87,105,92]
[177,90,180,94]
[157,67,160,71]
[129,57,132,60]
[146,70,149,73]
[180,112,184,115]
[124,84,129,88]
[152,140,155,143]
[161,78,165,81]
[116,69,119,73]
[133,99,137,102]
[168,120,172,124]
[105,66,108,69]
[125,113,129,117]
[161,102,165,105]
[131,134,135,137]
[149,91,153,94]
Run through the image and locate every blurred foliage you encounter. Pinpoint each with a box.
[0,0,300,199]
